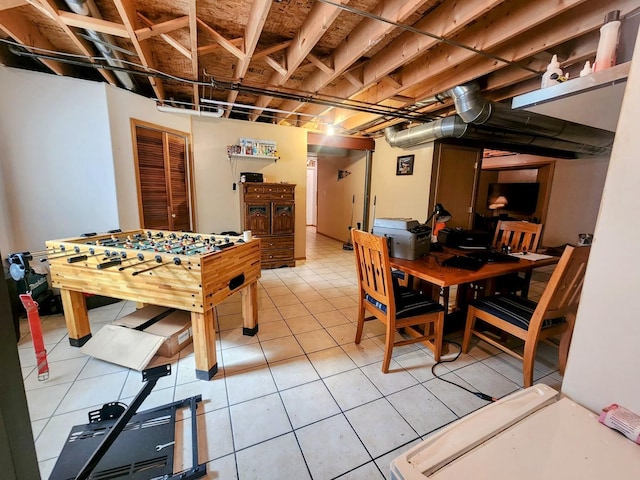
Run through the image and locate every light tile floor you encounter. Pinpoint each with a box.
[18,227,560,479]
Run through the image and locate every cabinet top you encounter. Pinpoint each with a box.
[243,182,296,187]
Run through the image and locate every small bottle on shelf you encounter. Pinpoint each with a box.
[541,54,564,88]
[593,10,621,72]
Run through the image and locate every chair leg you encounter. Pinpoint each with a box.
[462,307,476,353]
[433,312,444,362]
[355,305,365,344]
[522,340,538,388]
[382,324,394,373]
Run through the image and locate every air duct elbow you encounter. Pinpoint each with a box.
[384,117,469,148]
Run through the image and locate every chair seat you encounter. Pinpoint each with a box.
[469,294,565,330]
[365,287,444,318]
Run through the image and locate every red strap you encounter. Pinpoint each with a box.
[19,294,49,381]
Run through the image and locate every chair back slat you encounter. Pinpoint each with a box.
[492,221,543,253]
[352,229,394,313]
[528,245,591,335]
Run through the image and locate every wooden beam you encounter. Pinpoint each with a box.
[0,10,72,75]
[197,18,245,60]
[135,15,189,41]
[0,0,25,10]
[57,10,128,37]
[189,0,198,109]
[138,13,190,58]
[276,0,431,120]
[343,71,363,88]
[264,55,287,77]
[308,132,375,151]
[226,0,271,117]
[113,0,165,100]
[307,53,334,75]
[293,0,508,124]
[341,5,608,136]
[248,0,345,121]
[252,40,291,60]
[198,37,243,56]
[25,0,119,84]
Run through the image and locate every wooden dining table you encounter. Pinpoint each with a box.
[389,248,559,319]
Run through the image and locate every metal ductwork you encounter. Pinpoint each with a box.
[385,83,616,156]
[64,0,136,91]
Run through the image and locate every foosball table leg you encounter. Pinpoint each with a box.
[241,281,258,336]
[191,309,218,380]
[60,289,92,347]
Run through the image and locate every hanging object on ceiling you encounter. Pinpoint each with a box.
[338,169,351,181]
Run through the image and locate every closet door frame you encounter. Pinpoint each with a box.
[131,119,196,231]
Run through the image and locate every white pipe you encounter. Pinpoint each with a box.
[157,105,224,118]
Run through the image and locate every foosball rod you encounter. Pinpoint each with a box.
[119,255,162,271]
[132,257,182,276]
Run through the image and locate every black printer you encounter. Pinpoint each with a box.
[437,228,491,249]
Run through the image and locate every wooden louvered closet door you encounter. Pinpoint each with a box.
[133,122,194,231]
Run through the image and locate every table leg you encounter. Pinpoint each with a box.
[60,289,91,347]
[241,281,258,336]
[191,310,218,380]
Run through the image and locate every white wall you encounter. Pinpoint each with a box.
[562,32,640,413]
[544,156,609,246]
[0,67,118,254]
[371,138,435,224]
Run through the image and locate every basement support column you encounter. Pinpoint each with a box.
[362,149,373,232]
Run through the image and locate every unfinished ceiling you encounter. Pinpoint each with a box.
[0,0,636,142]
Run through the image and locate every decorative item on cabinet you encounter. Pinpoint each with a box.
[240,182,295,269]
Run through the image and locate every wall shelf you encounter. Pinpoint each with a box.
[511,62,630,132]
[228,153,279,162]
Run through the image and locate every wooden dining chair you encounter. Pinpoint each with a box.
[351,229,445,372]
[491,220,544,297]
[462,244,590,387]
[492,220,543,254]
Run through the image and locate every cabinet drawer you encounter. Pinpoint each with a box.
[244,185,264,194]
[273,185,295,200]
[260,236,294,250]
[261,249,294,268]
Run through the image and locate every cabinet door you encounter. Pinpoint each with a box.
[245,204,271,235]
[430,142,482,230]
[272,202,295,235]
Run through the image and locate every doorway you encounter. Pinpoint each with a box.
[306,156,317,226]
[131,120,195,231]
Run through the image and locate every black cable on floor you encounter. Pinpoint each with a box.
[431,341,496,402]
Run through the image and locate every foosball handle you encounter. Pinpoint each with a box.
[97,259,122,270]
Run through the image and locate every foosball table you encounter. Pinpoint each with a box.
[45,229,261,380]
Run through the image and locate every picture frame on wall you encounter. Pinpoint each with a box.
[396,154,414,175]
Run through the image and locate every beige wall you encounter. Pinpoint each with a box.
[370,138,435,224]
[191,117,307,260]
[316,151,367,241]
[544,156,609,246]
[105,87,191,231]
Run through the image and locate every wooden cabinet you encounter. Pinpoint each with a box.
[241,182,295,269]
[429,142,483,230]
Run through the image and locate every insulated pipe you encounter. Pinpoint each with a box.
[157,105,224,118]
[63,0,136,91]
[445,83,615,150]
[384,116,469,148]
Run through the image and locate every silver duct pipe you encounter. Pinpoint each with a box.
[446,83,614,150]
[64,0,136,91]
[385,116,469,148]
[384,83,615,156]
